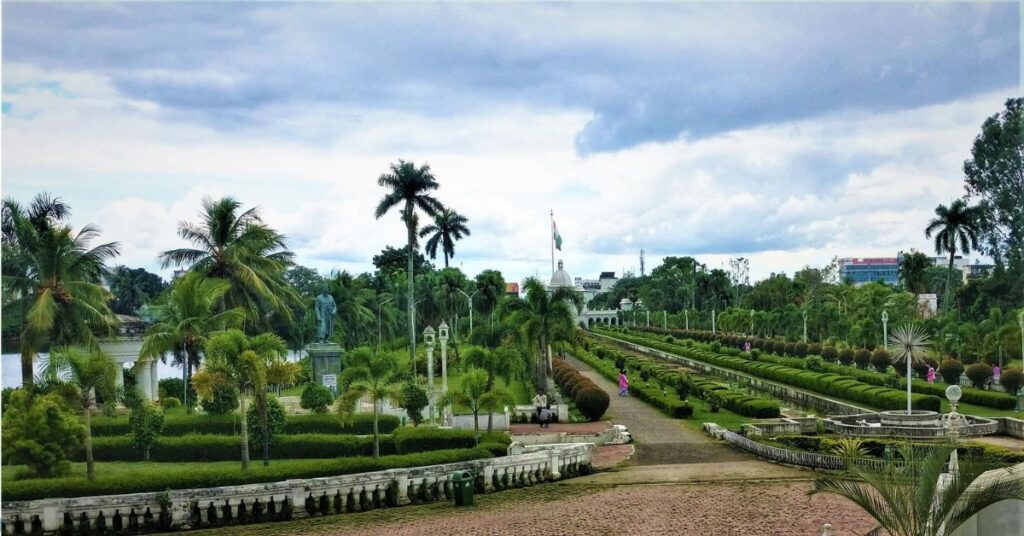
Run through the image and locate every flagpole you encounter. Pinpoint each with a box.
[550,209,555,276]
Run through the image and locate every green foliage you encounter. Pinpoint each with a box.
[870,348,891,372]
[805,355,825,372]
[300,383,335,414]
[3,449,494,501]
[200,387,240,415]
[838,348,854,365]
[1,390,85,477]
[157,378,185,401]
[965,363,994,389]
[1000,368,1024,394]
[89,412,397,437]
[246,395,286,447]
[575,387,610,422]
[129,402,165,461]
[399,382,429,426]
[822,346,838,362]
[939,359,965,385]
[854,348,871,369]
[161,397,181,409]
[794,342,809,357]
[392,427,509,454]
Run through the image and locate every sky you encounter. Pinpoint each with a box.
[2,2,1021,285]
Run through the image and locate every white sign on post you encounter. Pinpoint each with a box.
[322,374,337,389]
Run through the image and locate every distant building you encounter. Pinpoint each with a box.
[505,282,520,297]
[840,257,900,286]
[548,260,619,327]
[962,261,995,282]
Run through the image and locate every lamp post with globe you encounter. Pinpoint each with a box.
[941,385,969,473]
[423,326,436,424]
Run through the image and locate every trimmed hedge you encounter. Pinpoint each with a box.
[392,427,510,454]
[88,413,400,438]
[4,448,494,501]
[551,359,610,421]
[571,348,693,419]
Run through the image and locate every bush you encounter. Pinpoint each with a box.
[158,378,184,400]
[1,391,85,478]
[392,427,509,454]
[820,346,837,362]
[247,396,286,448]
[837,348,854,365]
[129,402,166,461]
[201,386,240,415]
[940,359,966,385]
[870,348,891,372]
[478,441,509,457]
[807,343,822,357]
[912,357,939,379]
[161,397,182,409]
[400,382,429,426]
[1000,368,1024,395]
[965,363,994,389]
[854,349,871,369]
[300,383,335,414]
[575,387,610,421]
[794,342,809,358]
[805,356,824,372]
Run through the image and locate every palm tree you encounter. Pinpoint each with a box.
[479,386,515,434]
[505,277,581,390]
[374,160,444,369]
[41,346,120,481]
[474,269,506,328]
[141,273,245,413]
[2,194,120,388]
[899,251,932,295]
[925,200,982,311]
[809,444,1024,536]
[464,342,526,431]
[159,196,298,326]
[888,324,931,414]
[191,330,285,470]
[336,351,403,457]
[327,271,376,348]
[452,368,489,433]
[266,359,302,396]
[419,208,470,268]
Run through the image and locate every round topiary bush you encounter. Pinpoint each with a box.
[783,342,796,356]
[965,363,994,389]
[1000,368,1024,395]
[837,348,854,365]
[854,349,871,369]
[161,397,181,410]
[794,342,809,358]
[939,359,965,385]
[807,343,822,357]
[575,387,610,421]
[870,348,891,372]
[300,383,335,414]
[822,346,838,362]
[200,386,240,415]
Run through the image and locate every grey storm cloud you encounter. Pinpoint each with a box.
[2,2,1017,154]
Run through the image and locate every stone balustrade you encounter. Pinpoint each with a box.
[1,443,592,535]
[705,423,888,472]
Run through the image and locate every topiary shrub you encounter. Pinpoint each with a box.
[709,341,722,352]
[201,386,240,415]
[870,348,891,372]
[574,387,610,421]
[400,382,429,426]
[794,342,809,357]
[1000,368,1024,395]
[939,359,965,385]
[783,342,796,356]
[821,346,838,362]
[808,343,822,357]
[854,349,871,369]
[965,363,994,389]
[805,356,824,372]
[301,383,335,414]
[129,401,165,461]
[836,348,852,365]
[161,397,181,410]
[247,395,287,448]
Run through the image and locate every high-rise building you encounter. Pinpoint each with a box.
[839,257,900,286]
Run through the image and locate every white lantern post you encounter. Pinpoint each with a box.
[882,310,889,351]
[663,310,667,329]
[802,310,808,343]
[423,326,436,424]
[711,309,716,334]
[750,309,755,335]
[438,321,450,395]
[684,310,689,330]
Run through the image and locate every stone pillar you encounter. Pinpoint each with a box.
[41,501,60,532]
[426,345,435,423]
[150,360,159,401]
[114,363,124,393]
[482,465,494,491]
[548,451,561,480]
[440,341,448,394]
[290,485,308,519]
[137,360,152,400]
[396,475,410,505]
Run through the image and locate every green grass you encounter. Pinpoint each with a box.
[426,372,532,414]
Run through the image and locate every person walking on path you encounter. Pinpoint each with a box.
[618,370,629,397]
[533,391,547,421]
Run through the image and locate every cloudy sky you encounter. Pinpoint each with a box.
[2,2,1020,284]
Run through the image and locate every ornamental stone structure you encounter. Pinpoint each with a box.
[97,337,158,402]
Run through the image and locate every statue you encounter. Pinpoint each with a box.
[314,288,337,343]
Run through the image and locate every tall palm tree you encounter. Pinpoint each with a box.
[159,196,299,326]
[474,269,506,328]
[464,343,525,431]
[41,346,120,482]
[505,277,581,390]
[809,444,1024,536]
[336,351,403,457]
[899,251,932,295]
[327,271,376,348]
[191,329,285,470]
[140,273,246,413]
[419,208,470,268]
[374,160,444,369]
[479,386,516,434]
[925,199,982,311]
[2,194,120,388]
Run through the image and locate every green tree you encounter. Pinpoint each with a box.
[925,199,982,311]
[899,251,932,294]
[374,160,444,370]
[474,269,506,328]
[159,196,299,327]
[41,346,120,481]
[107,266,167,315]
[809,444,1024,536]
[479,386,516,433]
[1,389,85,477]
[327,271,376,348]
[419,207,470,268]
[505,277,581,390]
[371,245,433,277]
[337,351,403,457]
[451,368,489,433]
[141,273,245,413]
[129,401,165,461]
[399,381,429,426]
[2,194,119,388]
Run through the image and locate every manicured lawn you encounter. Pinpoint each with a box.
[426,372,532,414]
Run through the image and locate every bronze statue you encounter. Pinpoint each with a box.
[314,288,337,343]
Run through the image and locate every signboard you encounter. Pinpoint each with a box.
[322,374,337,389]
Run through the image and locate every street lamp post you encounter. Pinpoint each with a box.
[802,310,808,343]
[457,289,479,338]
[750,309,755,336]
[438,321,450,395]
[684,310,689,331]
[882,310,889,351]
[423,326,436,424]
[377,297,395,351]
[1018,311,1023,367]
[712,309,716,334]
[646,309,650,327]
[663,310,667,329]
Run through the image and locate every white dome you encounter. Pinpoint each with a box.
[550,259,572,287]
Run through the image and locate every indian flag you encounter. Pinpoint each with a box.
[552,220,563,250]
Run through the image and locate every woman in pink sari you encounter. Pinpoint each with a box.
[618,370,629,397]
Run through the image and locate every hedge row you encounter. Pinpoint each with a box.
[3,448,494,501]
[88,413,400,438]
[551,359,610,421]
[633,326,1017,410]
[764,435,1024,464]
[571,348,693,419]
[600,330,942,412]
[76,429,511,463]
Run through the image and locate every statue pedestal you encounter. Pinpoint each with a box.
[306,343,343,393]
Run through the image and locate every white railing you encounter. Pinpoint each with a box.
[1,443,592,535]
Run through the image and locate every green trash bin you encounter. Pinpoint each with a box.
[452,470,475,506]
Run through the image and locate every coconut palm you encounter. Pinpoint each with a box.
[326,271,376,348]
[504,277,582,390]
[479,386,516,434]
[265,359,302,396]
[141,273,246,413]
[374,160,444,369]
[191,329,286,470]
[925,200,982,311]
[2,194,120,388]
[336,351,404,457]
[474,269,506,329]
[900,251,932,295]
[41,346,120,481]
[451,368,489,433]
[809,444,1024,536]
[888,324,932,414]
[159,196,298,326]
[419,208,470,268]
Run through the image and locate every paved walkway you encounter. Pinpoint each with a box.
[565,354,750,465]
